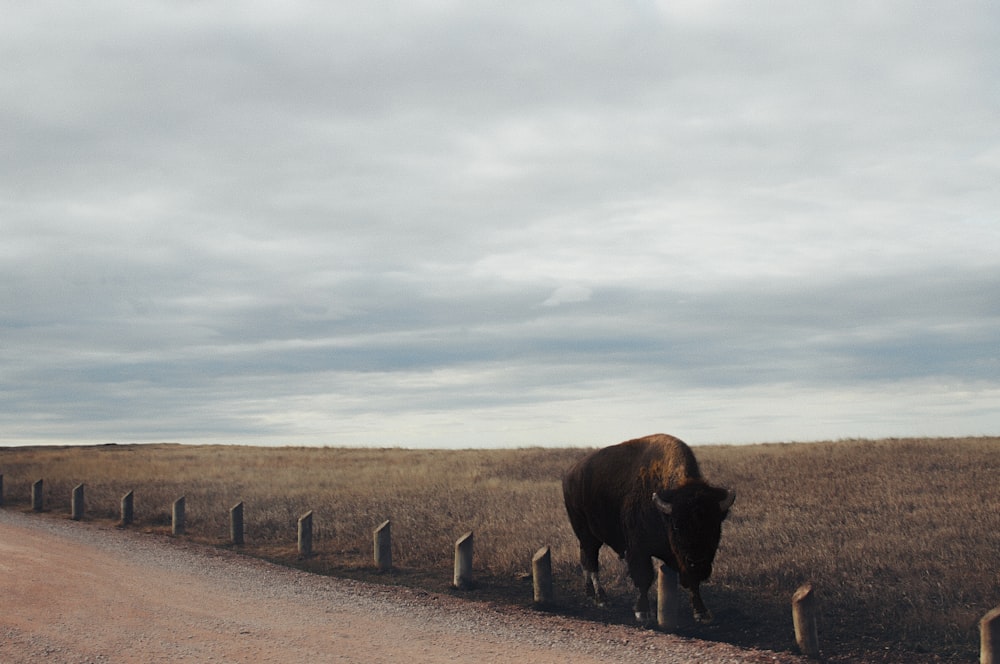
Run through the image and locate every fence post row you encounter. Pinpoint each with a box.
[453,531,474,589]
[71,483,85,521]
[120,491,134,526]
[172,496,186,536]
[298,511,313,558]
[373,520,392,571]
[230,502,245,546]
[40,479,1000,662]
[792,583,821,658]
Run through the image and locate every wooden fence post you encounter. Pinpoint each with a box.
[71,483,85,521]
[532,546,553,606]
[982,605,1000,664]
[373,520,392,571]
[792,583,820,658]
[172,496,186,535]
[230,501,244,546]
[32,479,43,512]
[657,564,680,631]
[298,511,313,558]
[453,531,474,589]
[120,491,134,526]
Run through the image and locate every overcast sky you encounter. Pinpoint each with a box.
[3,1,998,448]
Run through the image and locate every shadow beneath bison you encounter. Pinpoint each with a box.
[547,577,796,655]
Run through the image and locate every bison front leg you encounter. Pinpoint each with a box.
[626,553,656,625]
[689,583,713,624]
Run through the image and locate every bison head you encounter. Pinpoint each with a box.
[652,485,735,589]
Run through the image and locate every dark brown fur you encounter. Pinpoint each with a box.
[562,434,734,623]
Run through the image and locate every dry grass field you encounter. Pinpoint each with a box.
[2,437,998,662]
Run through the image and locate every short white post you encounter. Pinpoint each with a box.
[657,564,680,631]
[32,479,43,512]
[374,520,392,571]
[982,605,1000,664]
[120,490,134,526]
[71,483,85,521]
[172,496,186,535]
[453,531,474,589]
[230,501,244,546]
[532,546,553,605]
[298,510,313,558]
[792,583,820,658]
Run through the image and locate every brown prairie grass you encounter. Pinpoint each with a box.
[2,437,998,662]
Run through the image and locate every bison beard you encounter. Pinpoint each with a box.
[562,434,735,625]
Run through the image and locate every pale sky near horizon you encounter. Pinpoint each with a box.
[3,1,999,448]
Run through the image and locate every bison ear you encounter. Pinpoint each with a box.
[718,489,735,514]
[652,492,673,515]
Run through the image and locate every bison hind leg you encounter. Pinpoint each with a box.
[578,542,607,606]
[583,570,608,606]
[633,592,654,625]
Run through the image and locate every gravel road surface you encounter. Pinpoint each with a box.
[0,508,803,663]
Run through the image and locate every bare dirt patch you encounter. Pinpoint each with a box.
[1,509,802,663]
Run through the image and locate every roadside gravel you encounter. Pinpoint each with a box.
[0,508,804,663]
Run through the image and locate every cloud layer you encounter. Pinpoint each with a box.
[2,1,998,446]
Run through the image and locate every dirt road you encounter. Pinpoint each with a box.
[0,509,801,663]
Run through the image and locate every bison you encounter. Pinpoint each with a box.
[562,433,735,624]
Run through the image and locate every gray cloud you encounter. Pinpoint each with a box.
[2,2,999,446]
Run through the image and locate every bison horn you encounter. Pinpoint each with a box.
[652,492,672,515]
[719,489,736,512]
